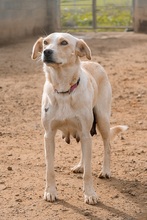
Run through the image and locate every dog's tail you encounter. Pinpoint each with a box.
[110,125,128,141]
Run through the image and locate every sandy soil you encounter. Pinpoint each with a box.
[0,32,147,220]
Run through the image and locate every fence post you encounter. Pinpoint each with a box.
[47,0,61,33]
[92,0,97,29]
[133,0,147,33]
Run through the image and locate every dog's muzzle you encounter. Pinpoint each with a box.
[43,49,55,63]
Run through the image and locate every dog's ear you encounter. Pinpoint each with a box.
[31,37,43,60]
[76,39,91,60]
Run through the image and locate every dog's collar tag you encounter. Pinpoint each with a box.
[55,78,80,94]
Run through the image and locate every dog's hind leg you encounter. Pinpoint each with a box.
[98,118,111,178]
[80,132,98,204]
[90,109,97,136]
[94,105,111,178]
[71,152,84,173]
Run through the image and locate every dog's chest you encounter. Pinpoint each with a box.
[48,95,81,131]
[42,83,91,133]
[54,95,78,120]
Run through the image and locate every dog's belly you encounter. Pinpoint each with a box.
[55,117,81,144]
[51,115,81,133]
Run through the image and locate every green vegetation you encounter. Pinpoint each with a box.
[61,0,132,31]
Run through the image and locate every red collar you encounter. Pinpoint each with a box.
[55,78,80,94]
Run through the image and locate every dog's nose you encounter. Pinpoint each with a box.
[44,49,53,57]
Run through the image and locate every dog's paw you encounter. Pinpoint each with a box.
[84,192,98,205]
[44,188,57,202]
[71,164,84,173]
[99,170,111,179]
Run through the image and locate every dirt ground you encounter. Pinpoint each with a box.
[0,32,147,220]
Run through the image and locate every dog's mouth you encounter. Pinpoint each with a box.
[43,58,62,65]
[44,59,55,64]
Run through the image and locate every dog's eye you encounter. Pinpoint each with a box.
[44,40,48,45]
[60,40,68,46]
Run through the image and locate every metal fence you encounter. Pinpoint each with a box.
[60,0,133,31]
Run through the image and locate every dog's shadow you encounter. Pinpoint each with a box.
[51,177,146,220]
[108,177,146,206]
[55,199,134,220]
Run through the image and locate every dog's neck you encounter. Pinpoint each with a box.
[44,62,81,94]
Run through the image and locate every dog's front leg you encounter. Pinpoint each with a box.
[44,131,57,202]
[81,134,98,205]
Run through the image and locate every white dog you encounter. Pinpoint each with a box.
[31,33,128,205]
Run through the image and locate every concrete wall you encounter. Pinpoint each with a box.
[0,0,60,44]
[133,0,147,33]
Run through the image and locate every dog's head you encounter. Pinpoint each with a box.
[31,33,91,66]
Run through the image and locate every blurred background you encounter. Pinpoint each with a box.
[0,0,147,45]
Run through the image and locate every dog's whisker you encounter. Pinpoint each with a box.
[36,58,42,63]
[41,28,48,36]
[36,55,42,63]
